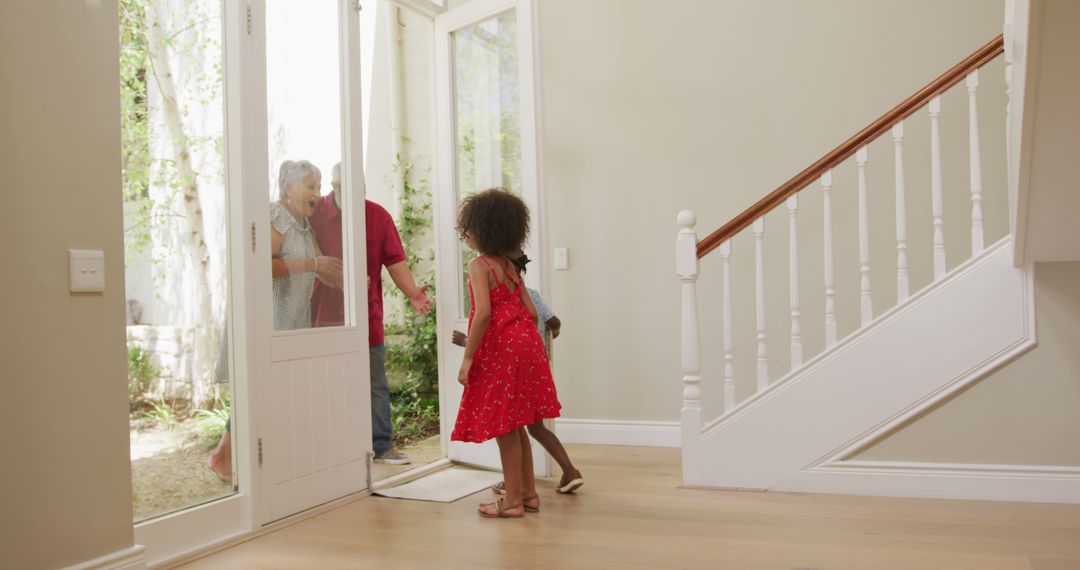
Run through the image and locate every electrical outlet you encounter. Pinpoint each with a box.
[70,249,105,293]
[554,247,568,270]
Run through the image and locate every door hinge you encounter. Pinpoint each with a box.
[258,437,263,467]
[353,1,363,13]
[251,222,256,252]
[365,451,374,489]
[246,4,252,35]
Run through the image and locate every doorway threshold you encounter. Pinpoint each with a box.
[373,457,454,492]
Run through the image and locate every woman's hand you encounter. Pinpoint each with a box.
[451,330,467,347]
[314,256,344,289]
[458,358,472,386]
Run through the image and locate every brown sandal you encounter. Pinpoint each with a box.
[478,498,524,518]
[523,495,540,513]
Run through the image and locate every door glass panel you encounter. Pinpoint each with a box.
[266,0,349,331]
[451,9,521,317]
[120,0,236,522]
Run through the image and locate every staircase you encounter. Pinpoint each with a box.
[675,33,1078,503]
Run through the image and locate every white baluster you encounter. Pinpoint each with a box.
[893,122,910,302]
[930,96,947,280]
[821,170,837,348]
[856,146,873,326]
[676,210,702,486]
[720,240,735,413]
[753,218,768,391]
[967,70,985,255]
[787,195,802,369]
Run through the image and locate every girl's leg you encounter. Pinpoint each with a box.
[526,421,582,486]
[480,429,525,517]
[518,427,540,511]
[209,430,233,484]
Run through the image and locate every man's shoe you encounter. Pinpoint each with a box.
[374,449,411,465]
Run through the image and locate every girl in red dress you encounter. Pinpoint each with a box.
[452,188,562,518]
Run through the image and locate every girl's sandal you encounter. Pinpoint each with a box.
[478,498,524,518]
[490,481,506,495]
[523,495,540,513]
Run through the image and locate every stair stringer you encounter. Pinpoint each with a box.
[693,239,1054,500]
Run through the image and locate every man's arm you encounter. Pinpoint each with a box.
[387,261,432,314]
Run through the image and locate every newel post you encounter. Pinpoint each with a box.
[676,210,702,486]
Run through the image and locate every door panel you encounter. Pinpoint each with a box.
[435,0,549,473]
[257,0,371,524]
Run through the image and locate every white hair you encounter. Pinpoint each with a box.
[277,160,321,199]
[332,162,341,187]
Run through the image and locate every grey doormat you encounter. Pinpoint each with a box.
[373,466,503,503]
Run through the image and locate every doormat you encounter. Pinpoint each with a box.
[374,466,503,503]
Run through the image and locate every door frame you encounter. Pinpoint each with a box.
[431,0,551,473]
[133,0,260,564]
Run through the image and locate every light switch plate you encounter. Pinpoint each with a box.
[554,247,569,270]
[70,249,105,293]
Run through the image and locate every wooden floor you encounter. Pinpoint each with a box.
[179,445,1080,570]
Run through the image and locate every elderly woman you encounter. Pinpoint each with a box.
[270,159,343,330]
[209,160,343,483]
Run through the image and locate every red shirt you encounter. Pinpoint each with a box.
[309,195,406,346]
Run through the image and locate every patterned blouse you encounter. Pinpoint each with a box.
[270,202,316,331]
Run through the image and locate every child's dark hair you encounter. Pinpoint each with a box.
[456,188,530,257]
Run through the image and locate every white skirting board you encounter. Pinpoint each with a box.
[63,546,146,570]
[782,461,1080,504]
[555,418,680,447]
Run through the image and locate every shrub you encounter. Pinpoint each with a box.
[128,345,158,409]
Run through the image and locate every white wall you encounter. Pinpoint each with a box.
[1016,0,1080,262]
[0,1,135,568]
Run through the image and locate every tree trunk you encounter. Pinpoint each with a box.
[145,1,216,405]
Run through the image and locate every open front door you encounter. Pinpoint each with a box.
[434,0,549,473]
[248,0,372,524]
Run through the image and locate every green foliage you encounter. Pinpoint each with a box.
[383,151,440,446]
[389,376,439,447]
[192,390,231,449]
[142,398,179,431]
[119,0,153,261]
[386,153,439,392]
[127,345,159,408]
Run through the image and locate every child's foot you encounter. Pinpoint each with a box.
[523,494,540,513]
[556,469,584,494]
[491,481,506,495]
[478,498,524,518]
[208,451,232,484]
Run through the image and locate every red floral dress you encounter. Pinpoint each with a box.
[451,256,561,443]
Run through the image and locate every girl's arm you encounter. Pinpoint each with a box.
[458,258,491,384]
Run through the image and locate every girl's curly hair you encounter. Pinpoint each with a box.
[456,188,530,257]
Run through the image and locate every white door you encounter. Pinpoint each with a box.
[248,0,372,524]
[434,0,550,472]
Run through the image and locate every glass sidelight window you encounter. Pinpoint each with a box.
[119,0,236,522]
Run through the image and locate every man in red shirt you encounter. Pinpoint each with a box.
[310,163,432,464]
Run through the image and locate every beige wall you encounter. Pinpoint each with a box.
[540,0,1009,421]
[0,1,135,568]
[857,262,1080,465]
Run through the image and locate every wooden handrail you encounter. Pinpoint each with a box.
[697,34,1004,258]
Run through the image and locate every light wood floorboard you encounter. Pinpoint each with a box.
[177,445,1080,570]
